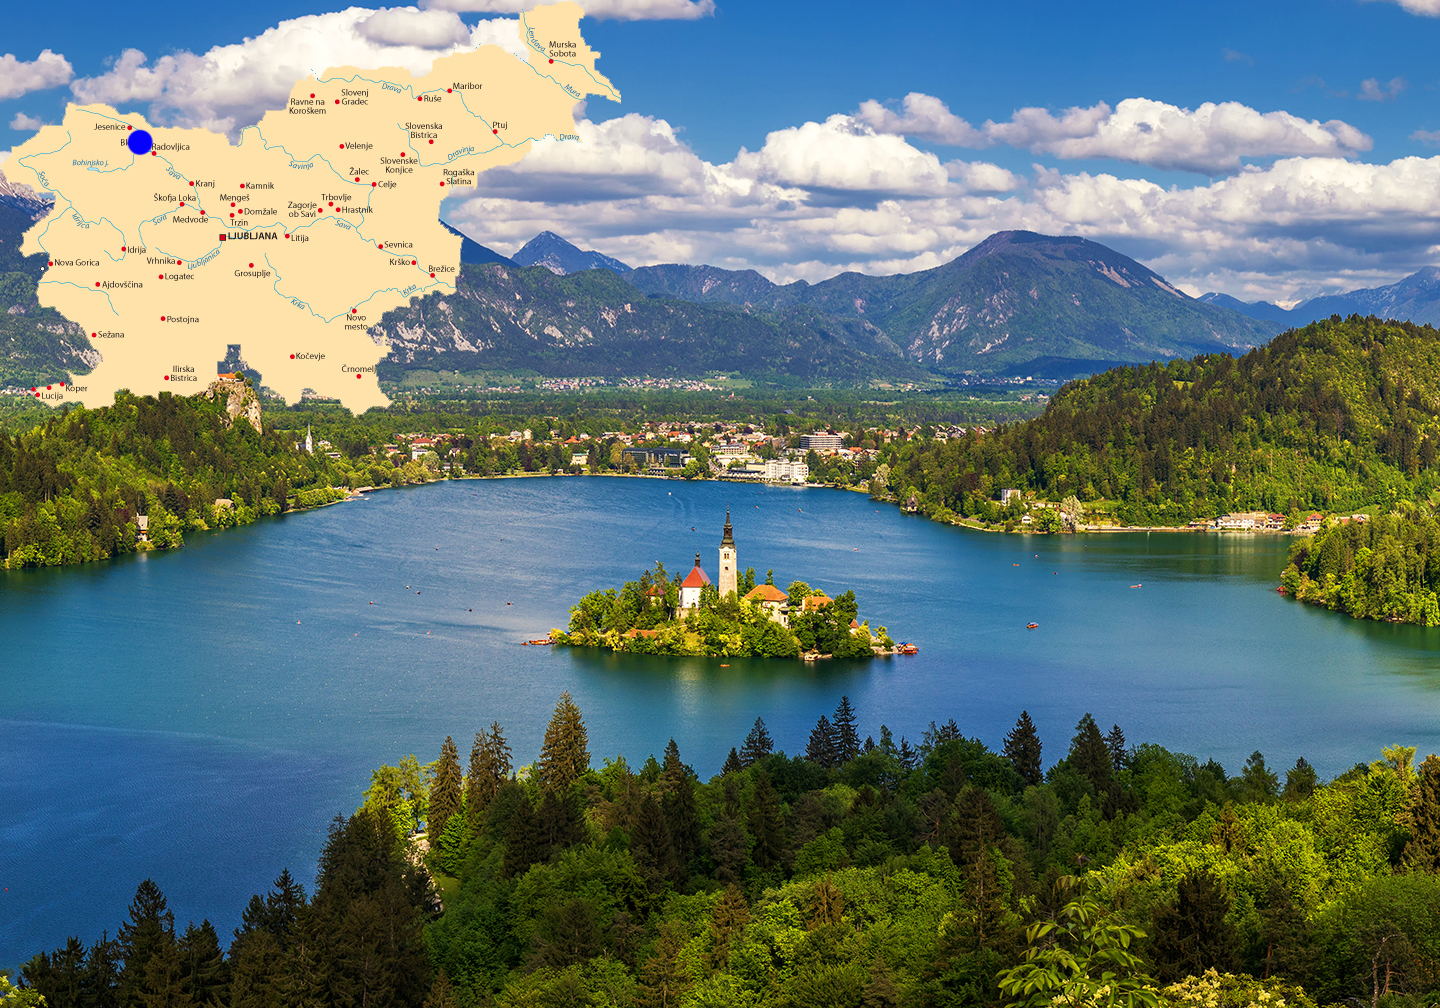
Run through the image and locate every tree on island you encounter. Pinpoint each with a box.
[537,691,590,794]
[1003,711,1043,788]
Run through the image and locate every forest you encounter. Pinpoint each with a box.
[17,693,1440,1008]
[1281,508,1440,625]
[872,316,1440,527]
[561,562,889,658]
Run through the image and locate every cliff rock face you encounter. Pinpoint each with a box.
[370,262,925,383]
[207,377,262,433]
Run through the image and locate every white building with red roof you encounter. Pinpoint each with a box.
[679,553,711,610]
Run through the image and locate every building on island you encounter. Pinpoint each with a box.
[744,583,789,624]
[802,592,833,613]
[679,554,711,609]
[643,584,666,607]
[718,509,737,597]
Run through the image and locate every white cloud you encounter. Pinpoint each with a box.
[1361,0,1440,15]
[0,49,74,101]
[1221,48,1254,64]
[1357,76,1406,101]
[853,93,1372,176]
[442,103,1440,301]
[71,9,524,136]
[8,112,49,131]
[1414,129,1440,147]
[418,0,714,20]
[854,93,985,146]
[731,114,951,197]
[356,8,472,48]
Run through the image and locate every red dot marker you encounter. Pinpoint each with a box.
[164,375,170,380]
[189,181,194,186]
[339,144,344,149]
[179,202,184,206]
[549,59,554,64]
[418,97,423,102]
[350,308,355,313]
[231,202,235,206]
[317,208,322,212]
[371,182,377,187]
[447,88,452,93]
[229,213,234,218]
[91,332,96,337]
[176,260,181,264]
[493,128,498,134]
[355,177,360,182]
[94,281,100,287]
[356,373,361,379]
[428,139,434,144]
[238,208,243,213]
[47,385,52,390]
[430,272,435,277]
[328,201,333,206]
[285,234,290,238]
[127,125,132,130]
[290,354,295,359]
[378,244,383,249]
[412,260,417,265]
[249,263,254,268]
[439,181,445,186]
[159,274,164,279]
[48,260,53,265]
[310,93,315,98]
[121,247,126,252]
[240,184,246,189]
[151,151,156,156]
[334,99,338,104]
[200,210,205,215]
[160,316,165,320]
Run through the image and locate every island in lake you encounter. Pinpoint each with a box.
[556,510,898,659]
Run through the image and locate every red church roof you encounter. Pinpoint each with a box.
[681,564,711,588]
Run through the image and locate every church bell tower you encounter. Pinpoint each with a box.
[718,508,738,598]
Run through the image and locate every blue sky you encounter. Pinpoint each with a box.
[3,0,1439,301]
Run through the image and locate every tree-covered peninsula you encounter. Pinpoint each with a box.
[21,692,1440,1008]
[1280,508,1440,625]
[1,383,362,567]
[871,315,1440,528]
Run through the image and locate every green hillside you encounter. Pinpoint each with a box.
[0,202,96,388]
[876,315,1440,526]
[373,261,932,386]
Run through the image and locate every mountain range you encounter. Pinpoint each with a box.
[1199,267,1440,329]
[4,164,1439,390]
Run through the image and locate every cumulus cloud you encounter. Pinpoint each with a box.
[1361,0,1440,15]
[731,115,951,198]
[854,93,1372,175]
[418,0,714,19]
[0,49,74,101]
[71,9,525,135]
[355,8,472,48]
[443,102,1440,302]
[8,112,49,130]
[1357,76,1406,101]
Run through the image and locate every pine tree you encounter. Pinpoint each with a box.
[537,691,590,794]
[747,772,788,869]
[1106,724,1128,771]
[117,879,176,1007]
[636,924,692,1008]
[1004,711,1043,787]
[1240,751,1279,801]
[503,791,542,878]
[1405,753,1440,871]
[721,747,744,775]
[897,736,918,772]
[740,717,773,766]
[1150,870,1241,982]
[536,789,586,857]
[630,792,677,885]
[806,715,838,768]
[1068,713,1113,791]
[429,735,463,842]
[862,958,900,1008]
[832,696,860,763]
[82,932,121,1008]
[177,921,227,1007]
[529,898,601,970]
[422,969,460,1008]
[467,723,511,825]
[661,740,701,868]
[1283,757,1318,801]
[707,886,750,971]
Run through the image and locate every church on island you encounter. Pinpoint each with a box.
[558,509,897,659]
[677,509,833,628]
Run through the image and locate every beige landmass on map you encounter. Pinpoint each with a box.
[9,2,616,411]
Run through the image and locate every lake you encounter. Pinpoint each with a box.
[5,474,1440,964]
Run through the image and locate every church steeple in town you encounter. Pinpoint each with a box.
[718,508,737,598]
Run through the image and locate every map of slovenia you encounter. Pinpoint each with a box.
[8,2,616,412]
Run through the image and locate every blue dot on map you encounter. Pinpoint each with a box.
[127,130,153,155]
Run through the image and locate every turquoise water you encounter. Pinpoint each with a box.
[5,475,1440,963]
